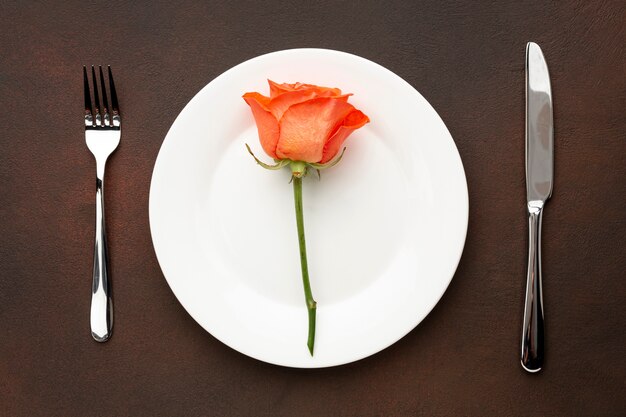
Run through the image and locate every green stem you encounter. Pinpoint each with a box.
[292,176,316,355]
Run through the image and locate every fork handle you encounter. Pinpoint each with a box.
[90,175,113,342]
[521,201,545,372]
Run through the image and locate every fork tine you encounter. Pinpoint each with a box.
[107,66,120,125]
[91,66,102,126]
[83,66,92,114]
[83,66,94,126]
[98,66,110,126]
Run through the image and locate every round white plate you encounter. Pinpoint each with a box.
[149,48,468,368]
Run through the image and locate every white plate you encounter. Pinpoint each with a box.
[149,49,468,368]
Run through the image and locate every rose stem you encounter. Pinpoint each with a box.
[292,176,317,356]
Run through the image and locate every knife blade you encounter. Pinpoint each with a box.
[526,43,554,202]
[521,42,553,373]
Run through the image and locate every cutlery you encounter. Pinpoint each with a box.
[521,43,553,372]
[84,65,121,342]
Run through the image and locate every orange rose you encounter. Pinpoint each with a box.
[243,80,369,164]
[242,81,369,355]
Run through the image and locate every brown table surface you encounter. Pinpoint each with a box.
[2,1,625,416]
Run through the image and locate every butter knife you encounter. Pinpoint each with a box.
[521,42,553,373]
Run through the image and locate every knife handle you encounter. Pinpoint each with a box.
[521,200,545,372]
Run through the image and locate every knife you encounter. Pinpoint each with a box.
[521,42,553,373]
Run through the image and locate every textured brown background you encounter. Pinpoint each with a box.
[1,0,625,416]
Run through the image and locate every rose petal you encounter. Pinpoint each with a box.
[276,97,356,163]
[243,91,271,107]
[268,90,318,120]
[268,80,342,99]
[268,91,349,121]
[243,92,279,158]
[320,110,370,163]
[268,80,295,98]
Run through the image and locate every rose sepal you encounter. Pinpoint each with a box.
[245,143,291,170]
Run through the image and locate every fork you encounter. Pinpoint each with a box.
[84,65,121,342]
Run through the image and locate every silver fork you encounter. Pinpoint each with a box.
[84,65,121,342]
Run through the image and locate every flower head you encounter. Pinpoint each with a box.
[243,80,369,165]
